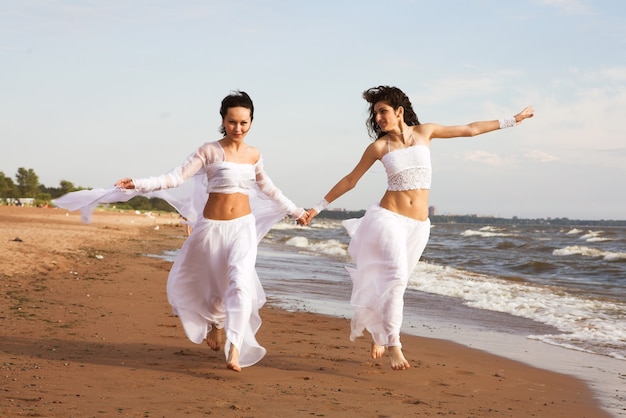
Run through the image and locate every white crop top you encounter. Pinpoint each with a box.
[381,144,432,191]
[131,141,302,218]
[205,161,256,195]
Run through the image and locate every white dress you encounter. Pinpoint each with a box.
[344,204,430,347]
[343,143,432,348]
[53,141,302,368]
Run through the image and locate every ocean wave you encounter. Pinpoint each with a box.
[553,245,626,261]
[273,219,344,231]
[585,237,613,242]
[408,262,626,360]
[285,236,348,257]
[494,241,519,250]
[578,230,615,242]
[510,260,558,273]
[461,226,517,238]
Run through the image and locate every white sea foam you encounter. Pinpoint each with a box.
[461,226,517,238]
[580,231,613,242]
[586,237,613,242]
[580,230,603,240]
[285,236,309,247]
[553,245,626,261]
[577,230,615,242]
[272,219,341,231]
[285,236,348,257]
[271,221,303,231]
[408,262,626,360]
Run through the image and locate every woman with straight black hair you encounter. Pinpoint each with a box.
[56,90,308,371]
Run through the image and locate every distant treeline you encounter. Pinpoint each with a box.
[2,167,623,226]
[316,210,626,227]
[0,166,177,212]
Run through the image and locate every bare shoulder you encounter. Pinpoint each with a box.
[412,124,439,142]
[246,145,262,163]
[366,137,388,159]
[246,143,260,155]
[413,123,437,135]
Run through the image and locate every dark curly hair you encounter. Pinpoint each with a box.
[219,90,254,135]
[362,86,420,139]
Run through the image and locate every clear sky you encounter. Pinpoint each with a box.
[2,0,625,220]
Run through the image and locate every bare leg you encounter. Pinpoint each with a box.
[206,326,224,352]
[371,343,386,359]
[388,346,411,370]
[227,344,242,372]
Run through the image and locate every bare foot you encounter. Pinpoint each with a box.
[206,326,224,352]
[371,343,386,359]
[388,346,411,370]
[227,345,241,372]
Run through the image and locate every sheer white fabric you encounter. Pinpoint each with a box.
[381,145,432,191]
[131,141,218,193]
[254,158,303,219]
[51,187,188,224]
[343,204,430,347]
[52,140,304,368]
[167,214,267,367]
[132,141,303,220]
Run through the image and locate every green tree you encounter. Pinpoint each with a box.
[35,192,52,207]
[39,180,82,199]
[150,197,176,212]
[59,180,76,195]
[15,167,39,198]
[0,172,8,199]
[0,172,18,201]
[128,196,152,211]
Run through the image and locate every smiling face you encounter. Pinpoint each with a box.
[222,106,252,141]
[373,101,403,133]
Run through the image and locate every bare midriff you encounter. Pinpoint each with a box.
[380,189,430,221]
[203,193,252,220]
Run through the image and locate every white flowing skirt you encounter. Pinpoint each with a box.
[167,214,267,368]
[343,204,430,348]
[51,181,290,369]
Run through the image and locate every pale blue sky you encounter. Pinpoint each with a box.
[2,0,625,220]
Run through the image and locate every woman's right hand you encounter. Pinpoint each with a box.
[115,178,135,189]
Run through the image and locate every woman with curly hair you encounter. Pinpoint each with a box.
[305,86,533,370]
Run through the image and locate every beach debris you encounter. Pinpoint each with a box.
[94,254,104,260]
[11,237,23,242]
[154,225,160,230]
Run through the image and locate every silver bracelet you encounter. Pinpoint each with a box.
[499,116,517,129]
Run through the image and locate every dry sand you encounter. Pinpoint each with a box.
[0,206,611,417]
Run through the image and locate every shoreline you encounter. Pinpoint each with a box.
[255,239,625,417]
[0,206,614,417]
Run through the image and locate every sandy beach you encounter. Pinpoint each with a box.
[0,206,612,417]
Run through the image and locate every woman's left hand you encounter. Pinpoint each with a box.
[296,210,310,226]
[515,106,535,123]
